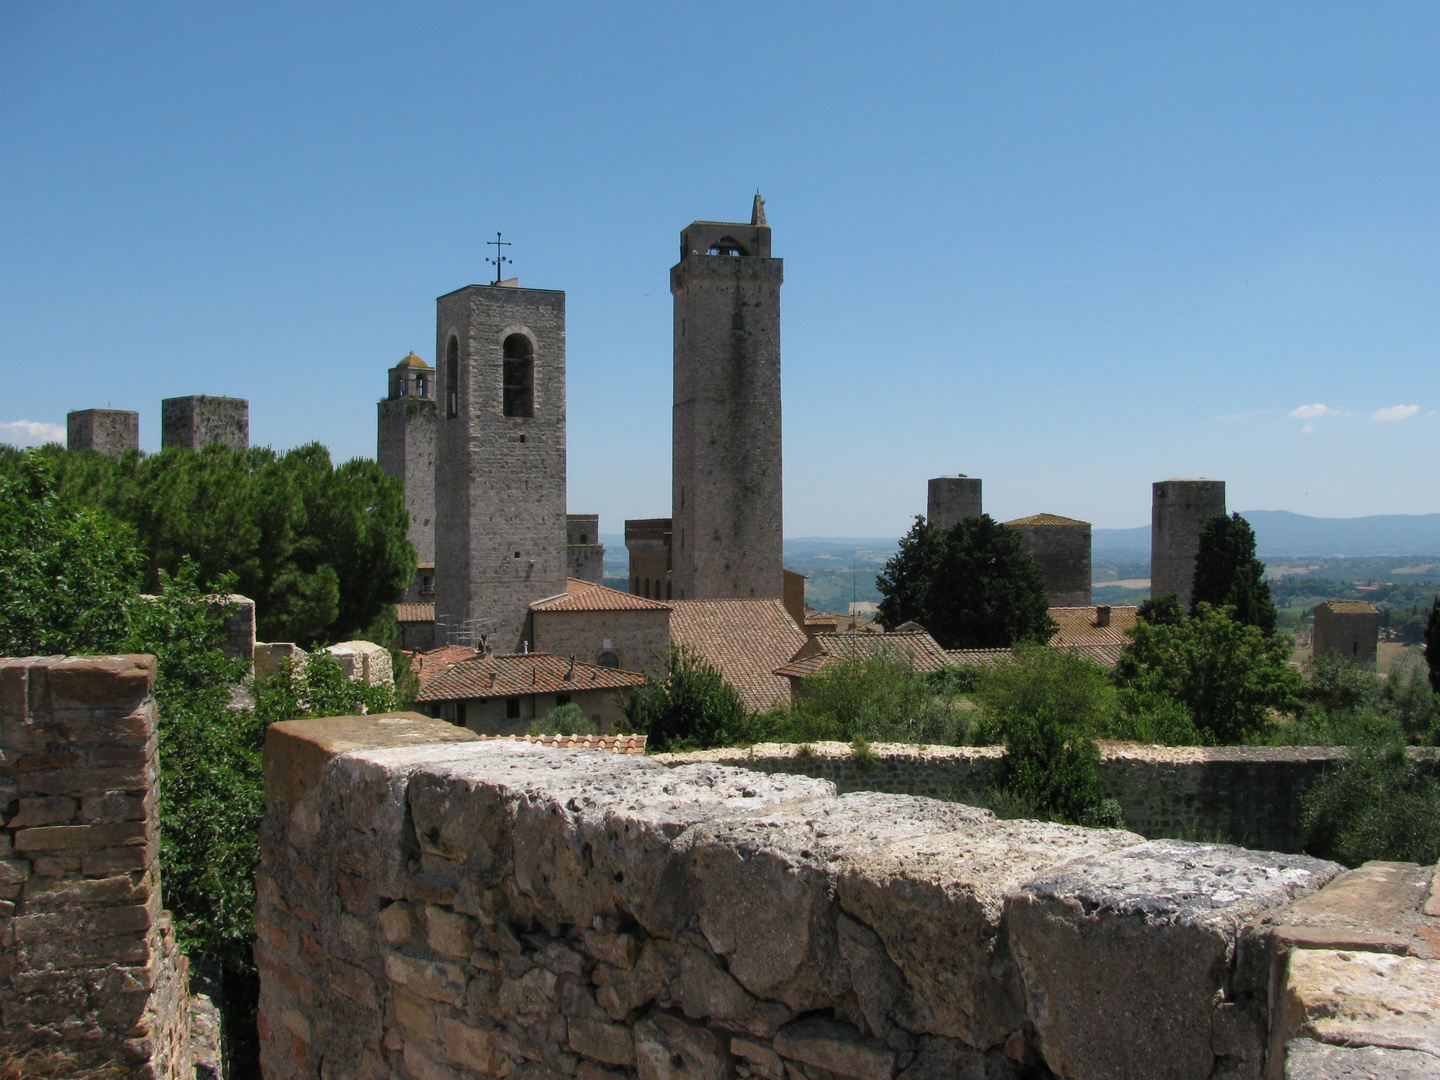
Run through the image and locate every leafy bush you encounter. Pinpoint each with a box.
[1302,742,1440,866]
[971,645,1118,745]
[623,646,749,752]
[784,653,969,745]
[529,701,598,736]
[1114,603,1303,743]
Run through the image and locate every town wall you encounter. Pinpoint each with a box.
[654,742,1440,855]
[531,608,671,676]
[0,655,194,1076]
[67,409,139,457]
[255,715,1359,1080]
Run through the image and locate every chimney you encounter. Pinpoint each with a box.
[1095,605,1111,628]
[566,654,575,680]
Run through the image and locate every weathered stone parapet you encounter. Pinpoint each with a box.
[655,742,1440,855]
[257,715,1354,1080]
[0,654,192,1077]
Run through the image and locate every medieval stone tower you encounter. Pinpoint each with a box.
[1151,478,1226,609]
[377,353,437,602]
[433,283,567,650]
[671,195,784,600]
[927,475,982,531]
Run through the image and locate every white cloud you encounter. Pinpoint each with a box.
[1301,423,1316,434]
[1371,404,1420,422]
[0,420,65,447]
[1288,404,1350,419]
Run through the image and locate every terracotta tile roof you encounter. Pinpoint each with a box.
[1316,600,1379,614]
[416,653,645,703]
[775,630,951,679]
[471,733,647,755]
[397,602,435,623]
[1004,513,1091,527]
[413,645,480,682]
[668,599,806,713]
[943,648,1017,668]
[530,578,671,613]
[1047,606,1140,647]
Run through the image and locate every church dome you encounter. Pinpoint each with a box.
[395,352,430,370]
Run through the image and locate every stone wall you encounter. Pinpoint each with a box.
[532,609,671,676]
[654,742,1440,855]
[256,713,1357,1080]
[0,655,193,1076]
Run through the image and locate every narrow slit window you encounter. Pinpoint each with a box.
[446,337,459,418]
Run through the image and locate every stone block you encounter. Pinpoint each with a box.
[47,654,155,706]
[773,1018,897,1080]
[1283,1038,1440,1079]
[635,1012,731,1080]
[569,1016,637,1065]
[19,765,150,797]
[83,843,151,876]
[440,1014,499,1071]
[384,951,467,1007]
[1280,949,1440,1059]
[1006,840,1342,1080]
[14,819,149,852]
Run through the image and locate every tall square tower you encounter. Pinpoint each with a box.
[377,352,438,602]
[161,396,248,451]
[671,195,784,599]
[433,283,567,650]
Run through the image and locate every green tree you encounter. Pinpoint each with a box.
[780,652,968,745]
[1114,603,1303,743]
[875,516,946,630]
[623,645,749,751]
[972,644,1118,743]
[4,442,415,646]
[1191,513,1277,633]
[1302,741,1440,866]
[528,702,598,736]
[0,454,140,655]
[1425,595,1440,694]
[1137,593,1184,627]
[877,514,1056,649]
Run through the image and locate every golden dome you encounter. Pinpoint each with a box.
[395,352,429,370]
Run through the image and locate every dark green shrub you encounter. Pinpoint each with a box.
[1302,742,1440,866]
[623,645,749,752]
[972,645,1118,745]
[783,652,968,745]
[994,702,1113,826]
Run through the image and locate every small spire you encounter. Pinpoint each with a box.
[751,191,767,227]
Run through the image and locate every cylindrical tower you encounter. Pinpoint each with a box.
[927,475,982,532]
[1151,478,1226,608]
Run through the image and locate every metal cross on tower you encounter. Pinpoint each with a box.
[486,232,512,285]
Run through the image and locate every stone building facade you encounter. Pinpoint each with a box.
[1313,600,1380,667]
[671,196,783,600]
[566,514,605,585]
[160,395,248,451]
[378,352,438,603]
[1005,513,1092,607]
[927,474,982,531]
[530,580,672,675]
[66,408,138,456]
[1151,478,1226,608]
[433,283,568,651]
[625,517,672,599]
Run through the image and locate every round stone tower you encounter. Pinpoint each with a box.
[1151,478,1226,609]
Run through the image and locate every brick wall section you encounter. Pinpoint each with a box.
[256,716,1351,1080]
[531,609,671,675]
[654,742,1440,854]
[0,655,191,1077]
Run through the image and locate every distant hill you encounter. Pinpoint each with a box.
[1094,511,1440,558]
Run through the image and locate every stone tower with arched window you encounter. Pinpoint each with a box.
[670,194,784,600]
[433,283,568,650]
[378,352,437,602]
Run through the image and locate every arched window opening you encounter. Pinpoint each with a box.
[416,374,427,398]
[706,237,748,257]
[446,337,459,418]
[502,334,535,417]
[732,312,744,330]
[597,652,620,669]
[666,581,672,600]
[643,578,651,599]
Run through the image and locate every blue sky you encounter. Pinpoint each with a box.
[3,3,1437,533]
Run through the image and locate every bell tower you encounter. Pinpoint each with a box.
[670,194,784,599]
[433,282,567,650]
